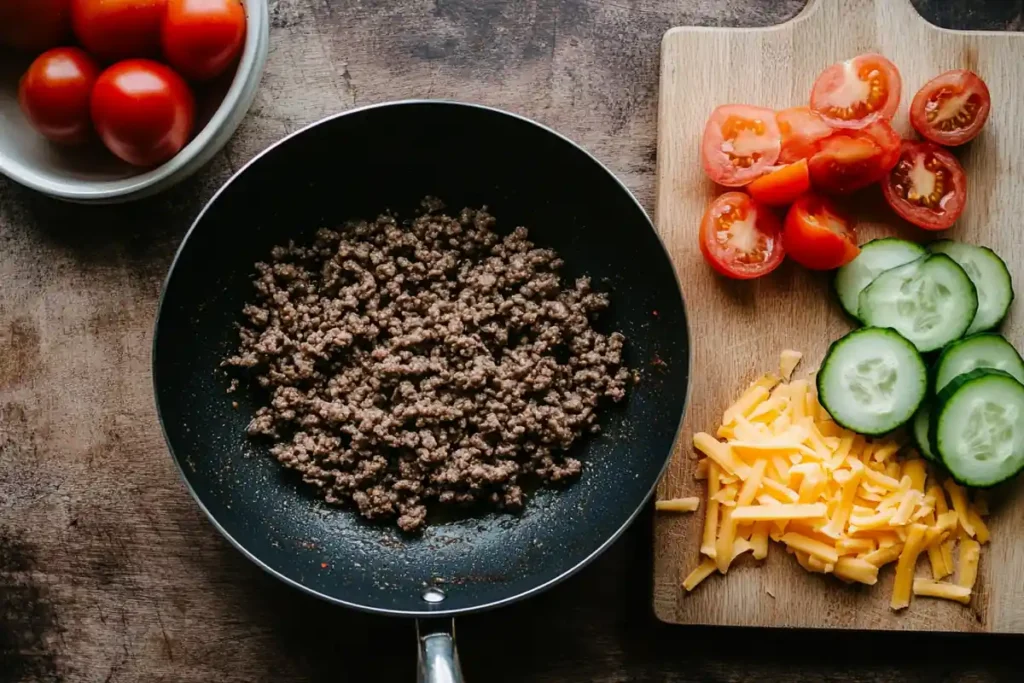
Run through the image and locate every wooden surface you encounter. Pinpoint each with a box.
[653,0,1024,632]
[3,1,1024,682]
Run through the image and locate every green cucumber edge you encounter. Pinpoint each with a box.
[815,326,927,437]
[929,367,1024,488]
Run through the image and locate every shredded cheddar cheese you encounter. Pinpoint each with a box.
[957,539,981,590]
[779,349,802,381]
[655,497,701,512]
[678,351,993,613]
[913,578,971,605]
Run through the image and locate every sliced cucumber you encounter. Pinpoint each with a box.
[817,327,927,436]
[834,238,927,320]
[931,368,1024,487]
[928,240,1014,334]
[858,254,978,353]
[912,402,937,462]
[933,333,1024,393]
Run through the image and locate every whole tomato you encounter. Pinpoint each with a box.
[91,59,195,167]
[18,47,100,144]
[71,0,167,62]
[163,0,247,81]
[0,0,72,53]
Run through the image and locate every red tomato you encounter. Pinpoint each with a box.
[807,120,900,194]
[18,47,100,144]
[163,0,247,81]
[810,53,901,129]
[882,140,967,231]
[776,107,833,164]
[699,192,785,280]
[747,159,811,207]
[0,0,72,53]
[783,194,859,270]
[91,59,195,167]
[72,0,167,62]
[701,105,782,187]
[782,193,856,270]
[910,70,991,146]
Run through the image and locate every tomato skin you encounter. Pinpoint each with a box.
[776,107,833,164]
[783,194,859,271]
[747,159,811,207]
[18,47,100,144]
[163,0,247,81]
[810,53,901,129]
[699,192,786,280]
[0,0,72,53]
[701,105,782,187]
[807,120,900,195]
[910,70,991,146]
[91,59,195,167]
[882,140,967,231]
[72,0,167,62]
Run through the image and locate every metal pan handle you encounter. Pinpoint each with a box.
[416,619,463,683]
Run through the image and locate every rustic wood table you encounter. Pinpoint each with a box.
[2,1,1022,681]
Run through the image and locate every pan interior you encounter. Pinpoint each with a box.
[154,102,689,616]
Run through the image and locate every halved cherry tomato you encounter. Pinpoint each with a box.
[699,192,785,279]
[882,140,966,230]
[162,0,247,82]
[807,120,900,194]
[18,47,100,144]
[776,107,833,164]
[810,53,901,129]
[910,70,991,146]
[783,194,859,270]
[72,0,167,62]
[747,159,811,207]
[91,59,195,167]
[0,0,72,53]
[701,105,782,187]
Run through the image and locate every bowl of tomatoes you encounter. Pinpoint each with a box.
[0,0,269,203]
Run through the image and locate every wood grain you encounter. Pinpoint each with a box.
[3,1,1024,681]
[653,0,1024,632]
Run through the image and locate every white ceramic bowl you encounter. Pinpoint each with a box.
[0,0,269,204]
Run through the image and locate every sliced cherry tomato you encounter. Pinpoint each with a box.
[163,0,247,82]
[699,192,785,280]
[18,47,100,144]
[783,194,859,270]
[810,53,901,129]
[747,159,811,207]
[862,120,902,173]
[807,120,900,194]
[776,107,833,164]
[882,140,966,230]
[72,0,167,62]
[910,69,991,146]
[701,105,782,187]
[91,59,195,167]
[0,0,72,53]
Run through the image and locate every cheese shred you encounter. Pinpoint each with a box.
[680,351,991,613]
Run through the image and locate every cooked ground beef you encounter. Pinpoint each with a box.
[224,200,629,532]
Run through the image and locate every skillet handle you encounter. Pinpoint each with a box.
[416,619,464,683]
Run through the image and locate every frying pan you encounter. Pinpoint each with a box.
[153,101,690,681]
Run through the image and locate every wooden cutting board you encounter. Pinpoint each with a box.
[652,0,1024,632]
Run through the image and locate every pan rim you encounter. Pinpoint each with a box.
[152,98,692,618]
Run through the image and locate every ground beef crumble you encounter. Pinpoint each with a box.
[224,200,629,532]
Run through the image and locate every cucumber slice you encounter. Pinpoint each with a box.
[928,240,1014,334]
[931,368,1024,487]
[934,333,1024,393]
[912,402,937,462]
[834,238,927,320]
[817,327,927,436]
[858,254,978,353]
